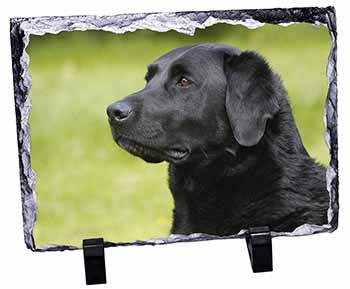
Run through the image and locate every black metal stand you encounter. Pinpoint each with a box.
[81,228,272,284]
[245,226,273,273]
[83,238,107,285]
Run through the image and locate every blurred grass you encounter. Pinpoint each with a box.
[27,23,331,247]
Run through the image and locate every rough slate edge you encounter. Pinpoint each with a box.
[9,6,338,252]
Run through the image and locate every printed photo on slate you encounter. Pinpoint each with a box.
[10,7,338,251]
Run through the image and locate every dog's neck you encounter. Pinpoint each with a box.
[168,100,315,234]
[169,142,281,196]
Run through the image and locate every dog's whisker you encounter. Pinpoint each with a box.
[200,147,209,159]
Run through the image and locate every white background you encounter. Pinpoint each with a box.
[1,0,349,288]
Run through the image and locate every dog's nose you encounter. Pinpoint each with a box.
[107,101,132,121]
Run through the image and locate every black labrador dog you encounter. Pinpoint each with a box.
[107,44,329,235]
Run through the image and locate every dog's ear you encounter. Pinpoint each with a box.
[224,51,279,147]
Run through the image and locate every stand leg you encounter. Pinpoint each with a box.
[83,238,107,285]
[245,226,273,273]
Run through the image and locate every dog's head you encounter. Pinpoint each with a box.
[107,44,280,164]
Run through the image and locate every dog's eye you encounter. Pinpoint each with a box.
[178,77,190,87]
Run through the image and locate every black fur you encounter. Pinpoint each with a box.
[107,44,329,235]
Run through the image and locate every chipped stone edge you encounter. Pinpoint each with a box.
[9,7,338,252]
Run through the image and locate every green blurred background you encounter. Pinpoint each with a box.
[27,23,331,248]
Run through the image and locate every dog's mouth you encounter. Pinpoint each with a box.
[112,133,189,164]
